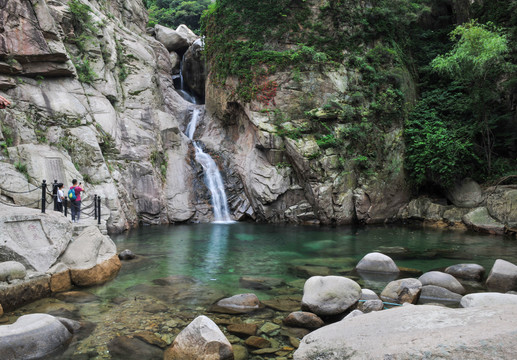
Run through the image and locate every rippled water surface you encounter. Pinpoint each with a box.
[10,223,517,359]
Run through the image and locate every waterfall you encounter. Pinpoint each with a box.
[173,54,200,104]
[186,108,233,223]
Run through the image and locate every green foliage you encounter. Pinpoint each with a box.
[146,0,211,32]
[115,37,129,82]
[14,161,29,180]
[150,150,168,180]
[74,57,97,84]
[68,0,95,34]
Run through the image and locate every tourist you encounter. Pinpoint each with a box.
[0,95,10,109]
[69,179,84,223]
[56,183,64,213]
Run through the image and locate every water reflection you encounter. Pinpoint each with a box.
[202,224,230,279]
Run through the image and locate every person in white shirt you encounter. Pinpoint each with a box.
[56,183,64,213]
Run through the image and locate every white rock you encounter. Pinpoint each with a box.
[418,271,465,294]
[356,252,399,273]
[301,276,361,316]
[486,259,517,292]
[461,292,517,308]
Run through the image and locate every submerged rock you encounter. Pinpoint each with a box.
[213,293,260,314]
[355,252,399,273]
[227,323,257,337]
[283,311,325,330]
[165,315,233,360]
[301,276,361,316]
[445,263,485,281]
[418,271,466,295]
[239,276,285,290]
[108,335,163,360]
[0,314,79,360]
[294,304,517,360]
[486,259,517,292]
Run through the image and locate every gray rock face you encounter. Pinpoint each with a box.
[0,261,26,282]
[59,226,116,270]
[355,252,399,273]
[301,276,361,316]
[215,293,260,314]
[165,315,233,360]
[0,206,72,272]
[418,285,463,304]
[176,24,199,45]
[380,278,422,304]
[418,271,466,294]
[182,38,207,99]
[445,263,485,281]
[486,187,517,227]
[283,311,325,330]
[446,178,483,208]
[462,207,505,235]
[154,24,189,52]
[486,259,517,292]
[0,314,79,360]
[294,304,517,360]
[461,292,517,308]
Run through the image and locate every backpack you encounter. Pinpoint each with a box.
[68,187,77,201]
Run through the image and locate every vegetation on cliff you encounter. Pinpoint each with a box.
[144,0,211,31]
[202,0,517,191]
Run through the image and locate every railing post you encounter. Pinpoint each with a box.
[41,180,46,213]
[53,180,58,211]
[97,196,101,225]
[64,198,68,217]
[94,194,98,220]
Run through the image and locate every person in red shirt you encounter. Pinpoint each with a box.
[70,179,84,222]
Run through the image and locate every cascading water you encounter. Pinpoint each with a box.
[186,108,233,223]
[173,54,200,104]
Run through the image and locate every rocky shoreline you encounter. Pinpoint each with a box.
[2,248,517,359]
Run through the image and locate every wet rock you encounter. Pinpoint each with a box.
[118,249,136,260]
[165,315,233,360]
[182,38,206,99]
[49,264,72,293]
[360,289,380,301]
[280,327,310,339]
[355,252,399,274]
[227,323,257,337]
[143,302,168,314]
[54,291,99,303]
[169,51,180,74]
[460,292,517,308]
[0,314,78,360]
[233,344,249,360]
[357,299,384,313]
[239,276,285,290]
[283,311,324,330]
[108,335,163,360]
[252,347,281,355]
[152,275,198,286]
[213,293,260,314]
[291,265,331,277]
[262,297,301,312]
[462,207,505,235]
[0,261,27,282]
[486,259,517,292]
[154,24,189,52]
[259,322,281,335]
[301,276,361,316]
[380,278,422,304]
[69,255,121,287]
[418,285,463,304]
[294,304,517,360]
[445,263,485,281]
[245,336,271,349]
[0,275,51,311]
[133,331,168,349]
[446,178,483,208]
[418,271,466,295]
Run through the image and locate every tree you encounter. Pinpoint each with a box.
[431,20,510,172]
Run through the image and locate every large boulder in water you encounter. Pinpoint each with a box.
[213,293,260,314]
[486,259,517,292]
[418,271,466,295]
[0,314,79,359]
[380,278,422,304]
[355,252,399,273]
[164,315,233,360]
[445,263,485,281]
[294,304,517,360]
[301,276,361,316]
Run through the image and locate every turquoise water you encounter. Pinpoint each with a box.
[11,223,517,359]
[96,223,517,298]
